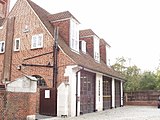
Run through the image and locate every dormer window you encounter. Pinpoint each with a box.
[70,18,79,52]
[93,36,100,62]
[79,40,86,53]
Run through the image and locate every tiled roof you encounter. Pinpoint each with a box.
[48,11,80,23]
[26,0,124,80]
[79,29,100,39]
[100,39,111,47]
[79,29,96,37]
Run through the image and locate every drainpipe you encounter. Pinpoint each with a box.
[53,27,59,88]
[75,67,83,116]
[53,27,59,116]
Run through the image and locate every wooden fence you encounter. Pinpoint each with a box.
[125,90,160,106]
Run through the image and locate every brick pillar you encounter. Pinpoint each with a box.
[2,17,15,82]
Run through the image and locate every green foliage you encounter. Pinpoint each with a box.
[140,71,157,90]
[112,57,160,92]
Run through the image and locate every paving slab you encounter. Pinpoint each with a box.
[36,106,160,120]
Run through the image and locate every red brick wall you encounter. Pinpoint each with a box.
[0,0,74,87]
[0,0,9,18]
[0,0,75,118]
[100,44,107,64]
[80,37,94,58]
[126,101,157,106]
[51,20,70,46]
[0,91,37,120]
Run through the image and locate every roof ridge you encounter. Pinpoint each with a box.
[27,0,51,15]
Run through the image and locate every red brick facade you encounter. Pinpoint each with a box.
[51,20,70,47]
[0,0,124,118]
[80,37,94,58]
[0,0,74,88]
[0,0,10,18]
[0,91,37,120]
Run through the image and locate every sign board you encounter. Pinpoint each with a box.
[45,90,50,98]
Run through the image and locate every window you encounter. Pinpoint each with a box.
[0,41,5,53]
[94,36,100,62]
[70,19,79,52]
[79,40,86,53]
[14,38,20,51]
[31,34,43,49]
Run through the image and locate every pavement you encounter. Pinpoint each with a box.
[36,106,160,120]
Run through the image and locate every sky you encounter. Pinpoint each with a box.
[10,0,160,71]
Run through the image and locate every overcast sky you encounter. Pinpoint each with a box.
[10,0,160,71]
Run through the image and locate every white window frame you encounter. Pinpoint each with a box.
[31,34,43,49]
[94,36,100,62]
[70,18,79,52]
[14,38,20,51]
[80,40,86,53]
[0,41,5,53]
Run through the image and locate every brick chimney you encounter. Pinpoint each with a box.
[100,39,111,64]
[0,0,10,18]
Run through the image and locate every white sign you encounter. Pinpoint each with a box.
[45,90,50,98]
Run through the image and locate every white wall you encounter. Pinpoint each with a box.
[57,82,69,116]
[95,73,103,111]
[112,78,115,108]
[121,81,123,106]
[57,65,81,117]
[7,76,37,93]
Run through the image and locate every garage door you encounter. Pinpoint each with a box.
[115,80,121,107]
[103,77,112,110]
[80,70,96,114]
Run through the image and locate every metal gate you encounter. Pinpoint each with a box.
[80,70,96,114]
[115,80,121,107]
[103,77,112,110]
[39,88,57,116]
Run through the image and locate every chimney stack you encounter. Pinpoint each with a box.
[0,0,10,18]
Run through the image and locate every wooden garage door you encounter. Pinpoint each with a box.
[115,80,121,107]
[80,70,96,114]
[103,77,112,110]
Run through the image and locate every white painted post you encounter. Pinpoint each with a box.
[95,73,103,111]
[121,81,123,106]
[112,78,115,108]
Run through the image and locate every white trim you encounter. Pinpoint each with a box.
[80,35,94,38]
[120,81,123,106]
[50,18,71,23]
[112,78,115,108]
[0,41,5,53]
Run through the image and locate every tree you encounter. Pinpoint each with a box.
[124,66,141,92]
[139,71,157,90]
[112,57,126,73]
[112,57,141,92]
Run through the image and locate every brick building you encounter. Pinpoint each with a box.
[0,0,125,118]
